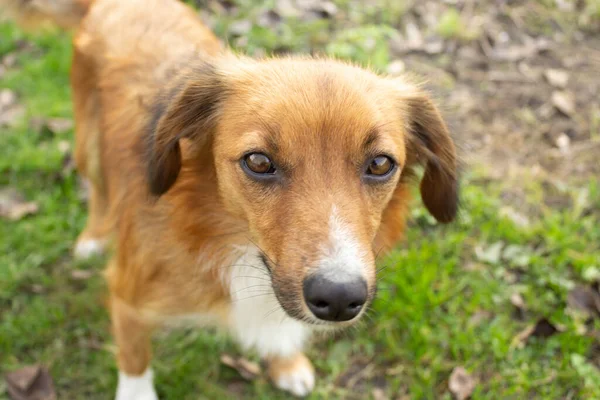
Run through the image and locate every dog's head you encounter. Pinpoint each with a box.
[147,56,458,327]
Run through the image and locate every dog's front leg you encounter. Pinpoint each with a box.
[110,296,158,400]
[266,352,315,397]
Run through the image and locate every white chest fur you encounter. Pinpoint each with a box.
[226,245,313,358]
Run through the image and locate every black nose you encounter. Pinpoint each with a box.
[303,275,368,322]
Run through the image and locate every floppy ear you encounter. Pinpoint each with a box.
[146,62,226,196]
[404,90,459,223]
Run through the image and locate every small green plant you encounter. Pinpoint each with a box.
[437,8,479,41]
[326,25,398,71]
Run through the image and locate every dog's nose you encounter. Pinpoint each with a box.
[303,275,367,322]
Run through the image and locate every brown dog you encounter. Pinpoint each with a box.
[1,0,458,397]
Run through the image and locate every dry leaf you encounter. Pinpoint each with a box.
[555,133,570,152]
[276,0,300,18]
[0,89,17,110]
[499,206,530,228]
[551,91,575,117]
[448,366,476,400]
[257,10,281,28]
[510,293,526,311]
[512,318,561,348]
[5,365,56,400]
[30,284,45,294]
[0,89,25,128]
[555,0,575,11]
[46,118,74,134]
[313,1,337,18]
[70,269,95,280]
[0,105,25,127]
[0,188,39,221]
[32,118,74,136]
[475,242,504,265]
[6,366,40,392]
[372,387,388,400]
[405,20,423,50]
[491,44,536,62]
[220,354,261,381]
[567,286,600,318]
[0,89,24,128]
[544,69,569,88]
[229,20,252,36]
[468,310,492,327]
[3,53,17,68]
[517,62,542,81]
[57,140,71,154]
[423,39,444,55]
[387,60,405,75]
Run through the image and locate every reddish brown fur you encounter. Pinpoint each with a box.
[2,0,459,393]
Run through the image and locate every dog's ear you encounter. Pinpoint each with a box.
[147,62,225,196]
[403,89,458,223]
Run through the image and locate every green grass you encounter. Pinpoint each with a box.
[2,10,600,400]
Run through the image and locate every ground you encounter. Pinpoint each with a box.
[1,0,599,399]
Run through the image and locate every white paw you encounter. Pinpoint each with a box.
[115,369,158,400]
[74,238,105,259]
[274,363,315,397]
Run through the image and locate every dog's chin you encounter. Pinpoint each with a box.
[271,286,370,332]
[278,304,366,333]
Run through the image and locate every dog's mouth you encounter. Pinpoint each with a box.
[258,253,373,328]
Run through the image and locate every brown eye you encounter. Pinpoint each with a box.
[244,153,276,174]
[366,156,394,177]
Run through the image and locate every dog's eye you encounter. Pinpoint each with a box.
[244,153,276,174]
[366,155,394,177]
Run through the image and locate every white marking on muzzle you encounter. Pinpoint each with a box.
[318,205,368,282]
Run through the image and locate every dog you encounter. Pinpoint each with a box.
[1,0,459,397]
